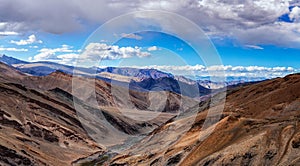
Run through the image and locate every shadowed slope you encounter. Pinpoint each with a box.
[109,74,300,166]
[0,62,197,165]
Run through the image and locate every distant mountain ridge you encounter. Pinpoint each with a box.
[0,55,210,98]
[0,54,29,65]
[0,54,173,80]
[0,54,266,91]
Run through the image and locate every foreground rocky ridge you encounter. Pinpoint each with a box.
[0,63,104,165]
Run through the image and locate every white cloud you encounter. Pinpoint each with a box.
[81,43,151,61]
[235,22,300,47]
[0,22,23,35]
[0,47,28,52]
[10,34,43,45]
[128,65,298,78]
[289,6,300,21]
[0,1,299,48]
[29,45,39,49]
[31,43,151,64]
[32,45,76,61]
[120,33,143,40]
[245,45,264,50]
[147,46,158,51]
[57,53,79,59]
[56,53,79,65]
[0,31,19,36]
[177,47,183,51]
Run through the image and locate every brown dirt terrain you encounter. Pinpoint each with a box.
[1,61,299,166]
[109,74,300,166]
[0,63,104,165]
[0,62,193,165]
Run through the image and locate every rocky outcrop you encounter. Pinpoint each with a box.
[0,66,103,165]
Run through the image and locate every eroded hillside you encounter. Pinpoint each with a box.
[109,74,300,166]
[1,61,299,166]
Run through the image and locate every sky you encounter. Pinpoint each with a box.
[0,0,300,78]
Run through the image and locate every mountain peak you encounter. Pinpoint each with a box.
[0,54,28,65]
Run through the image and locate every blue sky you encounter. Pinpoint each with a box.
[1,31,300,68]
[0,0,300,78]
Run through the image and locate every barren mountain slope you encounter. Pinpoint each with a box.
[0,62,196,165]
[15,70,196,113]
[2,60,299,166]
[0,77,102,166]
[0,62,26,82]
[109,74,300,166]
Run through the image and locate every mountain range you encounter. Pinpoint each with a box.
[0,61,197,165]
[0,58,299,165]
[0,54,264,91]
[107,73,300,166]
